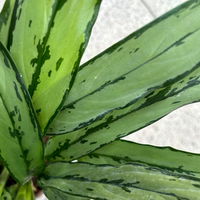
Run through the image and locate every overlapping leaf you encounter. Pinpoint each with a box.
[43,188,89,200]
[80,139,200,173]
[15,181,34,200]
[49,0,200,134]
[40,156,200,200]
[0,0,15,46]
[1,0,101,131]
[0,42,43,183]
[45,0,200,161]
[43,140,200,199]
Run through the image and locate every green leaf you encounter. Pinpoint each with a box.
[7,184,18,199]
[40,161,200,200]
[45,0,200,161]
[43,187,90,200]
[0,0,15,46]
[0,42,43,183]
[80,139,200,174]
[15,181,34,200]
[0,189,12,200]
[5,0,101,131]
[0,168,9,197]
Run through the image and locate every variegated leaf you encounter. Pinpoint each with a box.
[0,42,43,183]
[3,0,101,131]
[0,0,15,46]
[45,0,200,161]
[40,160,200,200]
[80,139,200,173]
[43,187,89,200]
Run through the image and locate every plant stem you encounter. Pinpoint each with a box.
[0,167,9,196]
[0,189,12,200]
[15,181,35,200]
[7,184,19,198]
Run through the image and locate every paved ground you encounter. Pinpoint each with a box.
[1,0,200,199]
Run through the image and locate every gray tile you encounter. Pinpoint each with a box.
[0,0,5,11]
[141,0,157,18]
[123,0,200,153]
[124,103,200,153]
[143,0,188,17]
[81,0,154,63]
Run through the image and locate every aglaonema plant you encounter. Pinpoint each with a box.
[0,0,200,199]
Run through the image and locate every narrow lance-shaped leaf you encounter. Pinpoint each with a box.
[43,187,90,200]
[0,0,15,46]
[49,0,200,134]
[45,0,200,161]
[80,139,200,174]
[6,0,101,131]
[0,42,43,183]
[79,140,200,199]
[0,168,9,197]
[40,160,200,200]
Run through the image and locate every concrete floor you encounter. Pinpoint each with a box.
[1,0,200,199]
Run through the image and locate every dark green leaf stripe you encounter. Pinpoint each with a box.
[49,0,200,134]
[5,0,101,131]
[45,71,200,161]
[0,0,15,46]
[46,79,200,160]
[45,0,200,161]
[40,161,200,200]
[43,187,90,200]
[80,140,200,176]
[42,182,177,200]
[0,42,43,183]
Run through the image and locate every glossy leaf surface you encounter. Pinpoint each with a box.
[0,0,15,46]
[0,42,43,183]
[80,139,200,173]
[40,160,200,200]
[46,0,200,161]
[43,187,89,200]
[50,0,200,134]
[3,0,101,131]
